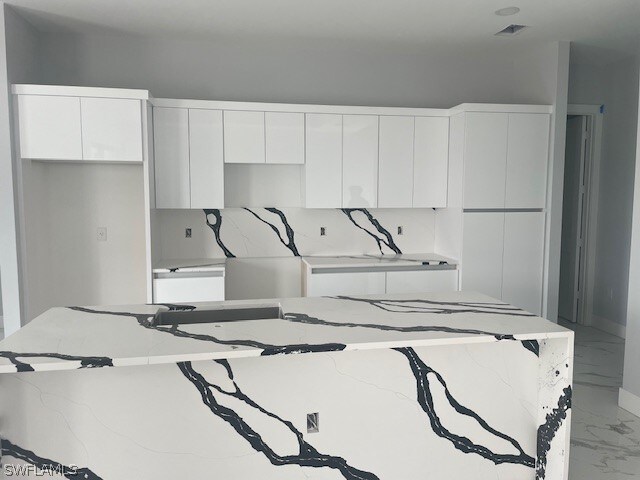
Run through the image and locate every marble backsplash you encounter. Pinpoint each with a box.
[152,208,436,260]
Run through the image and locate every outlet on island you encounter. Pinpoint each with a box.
[97,227,107,242]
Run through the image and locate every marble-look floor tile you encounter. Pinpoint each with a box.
[560,320,640,479]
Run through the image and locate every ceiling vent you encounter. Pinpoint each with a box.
[495,24,528,36]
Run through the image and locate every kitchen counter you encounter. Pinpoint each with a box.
[152,257,227,273]
[301,253,457,270]
[0,293,573,480]
[0,291,563,373]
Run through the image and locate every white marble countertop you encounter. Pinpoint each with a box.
[301,253,457,269]
[152,258,227,273]
[0,292,571,374]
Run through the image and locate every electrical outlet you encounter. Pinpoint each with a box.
[185,228,192,238]
[97,227,107,242]
[320,227,326,236]
[307,412,319,433]
[397,226,403,235]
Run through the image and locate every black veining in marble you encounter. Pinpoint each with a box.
[68,306,346,356]
[1,439,103,479]
[203,209,236,258]
[536,385,572,479]
[341,209,402,254]
[178,360,378,480]
[396,347,535,467]
[0,351,113,372]
[243,208,300,256]
[521,340,541,357]
[333,295,537,317]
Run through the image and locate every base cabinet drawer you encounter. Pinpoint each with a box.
[153,274,225,303]
[306,272,386,297]
[386,270,458,294]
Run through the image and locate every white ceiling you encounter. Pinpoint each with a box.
[8,0,640,64]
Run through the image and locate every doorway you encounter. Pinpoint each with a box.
[558,105,603,325]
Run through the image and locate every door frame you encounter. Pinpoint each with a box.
[565,104,604,326]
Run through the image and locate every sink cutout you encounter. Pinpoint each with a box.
[152,304,284,326]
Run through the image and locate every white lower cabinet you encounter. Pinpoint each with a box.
[386,270,458,294]
[153,273,225,303]
[461,211,545,315]
[305,269,459,297]
[305,272,386,297]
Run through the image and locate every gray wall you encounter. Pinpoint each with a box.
[0,4,41,334]
[568,54,640,327]
[37,32,562,107]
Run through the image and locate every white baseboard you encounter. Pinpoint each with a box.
[619,388,640,417]
[592,314,626,338]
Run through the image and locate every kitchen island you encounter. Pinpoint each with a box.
[0,292,573,479]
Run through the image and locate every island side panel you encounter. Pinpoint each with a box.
[0,340,542,479]
[536,335,575,480]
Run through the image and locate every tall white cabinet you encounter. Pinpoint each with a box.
[452,105,551,316]
[154,107,224,209]
[342,115,379,208]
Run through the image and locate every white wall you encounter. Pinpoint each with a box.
[21,161,147,320]
[620,57,640,413]
[568,53,640,328]
[0,4,41,335]
[37,31,563,108]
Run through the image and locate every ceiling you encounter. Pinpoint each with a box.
[7,0,640,64]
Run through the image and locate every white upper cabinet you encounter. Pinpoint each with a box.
[462,212,505,300]
[342,114,379,208]
[224,110,265,163]
[154,107,190,209]
[378,116,415,208]
[81,97,143,162]
[505,113,550,209]
[305,113,342,208]
[189,109,224,208]
[463,112,508,209]
[17,95,83,160]
[413,116,449,208]
[265,112,305,164]
[502,212,545,315]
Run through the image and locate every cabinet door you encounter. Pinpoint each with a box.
[154,107,190,208]
[378,116,415,208]
[189,109,224,208]
[505,113,550,209]
[81,97,143,162]
[413,116,449,208]
[342,114,378,208]
[153,275,225,303]
[462,212,504,300]
[502,212,545,315]
[305,114,342,208]
[463,112,508,208]
[223,110,265,163]
[386,270,458,294]
[306,272,386,297]
[17,95,82,160]
[265,112,305,164]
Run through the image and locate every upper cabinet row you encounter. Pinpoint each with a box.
[153,107,450,209]
[463,112,550,209]
[16,94,144,163]
[305,114,449,209]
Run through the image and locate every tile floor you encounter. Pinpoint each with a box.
[561,320,640,478]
